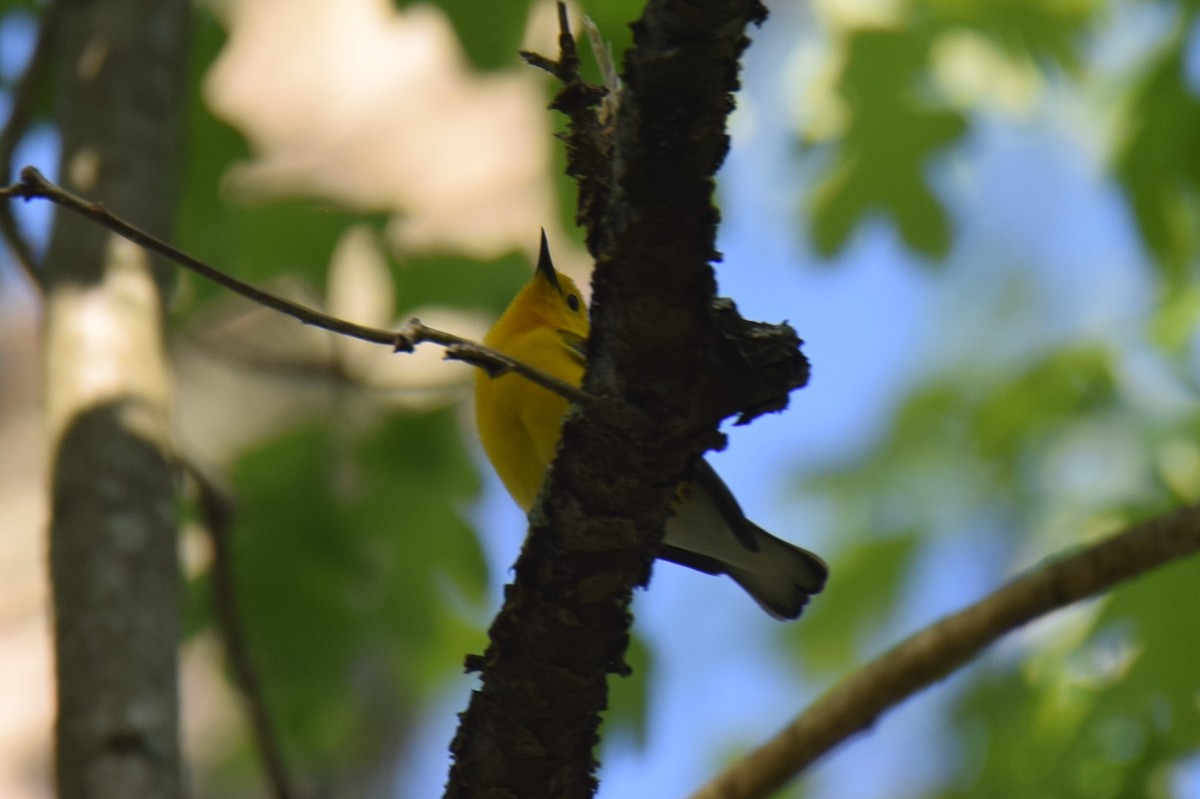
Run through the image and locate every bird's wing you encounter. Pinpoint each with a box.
[687,459,761,551]
[558,330,587,367]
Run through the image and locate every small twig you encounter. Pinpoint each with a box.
[2,167,589,405]
[688,503,1200,799]
[518,1,613,256]
[519,50,560,76]
[0,0,62,290]
[186,464,307,799]
[519,1,580,82]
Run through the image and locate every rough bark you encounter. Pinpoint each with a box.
[445,2,801,797]
[43,1,190,797]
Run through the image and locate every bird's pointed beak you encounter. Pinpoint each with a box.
[536,228,561,291]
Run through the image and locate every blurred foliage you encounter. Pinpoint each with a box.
[0,2,54,131]
[809,27,967,257]
[802,347,1130,556]
[604,631,652,748]
[213,410,487,784]
[0,0,37,15]
[389,249,532,317]
[792,1,1200,796]
[800,334,1196,793]
[1114,24,1200,287]
[932,555,1200,799]
[807,0,1100,259]
[174,10,393,312]
[399,0,532,71]
[791,532,921,675]
[165,5,654,791]
[926,0,1096,70]
[3,0,1200,797]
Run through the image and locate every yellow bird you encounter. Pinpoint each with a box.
[474,233,828,619]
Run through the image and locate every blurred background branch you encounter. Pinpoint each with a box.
[693,503,1200,799]
[39,0,190,797]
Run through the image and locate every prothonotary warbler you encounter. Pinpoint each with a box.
[474,232,828,619]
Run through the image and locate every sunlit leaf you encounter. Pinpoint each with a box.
[926,0,1097,70]
[809,27,966,258]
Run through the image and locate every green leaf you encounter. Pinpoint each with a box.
[809,27,966,258]
[349,407,489,628]
[1149,284,1200,351]
[0,6,57,151]
[220,408,486,769]
[1114,32,1200,285]
[970,347,1116,472]
[391,249,533,318]
[1092,554,1200,745]
[926,0,1097,71]
[0,0,40,15]
[603,631,652,748]
[936,551,1200,799]
[790,532,921,674]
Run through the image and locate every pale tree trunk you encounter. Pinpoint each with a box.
[42,1,190,798]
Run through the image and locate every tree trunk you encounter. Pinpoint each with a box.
[42,1,190,797]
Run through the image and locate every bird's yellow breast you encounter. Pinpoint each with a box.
[475,236,589,511]
[474,325,585,510]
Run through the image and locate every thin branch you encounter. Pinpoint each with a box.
[1,167,589,405]
[688,503,1200,799]
[0,0,62,290]
[519,1,581,83]
[520,0,611,256]
[186,465,307,799]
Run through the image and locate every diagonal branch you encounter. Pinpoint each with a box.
[688,503,1200,799]
[186,466,307,799]
[1,167,588,405]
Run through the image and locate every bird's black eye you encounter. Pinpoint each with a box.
[567,294,580,312]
